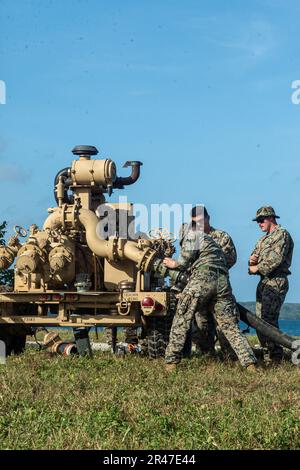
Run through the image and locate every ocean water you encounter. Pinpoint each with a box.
[240,319,300,337]
[49,316,300,337]
[91,319,300,338]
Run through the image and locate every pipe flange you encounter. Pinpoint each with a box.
[139,249,157,273]
[107,237,119,261]
[104,159,117,185]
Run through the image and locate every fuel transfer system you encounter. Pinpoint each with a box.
[0,145,178,356]
[0,145,298,360]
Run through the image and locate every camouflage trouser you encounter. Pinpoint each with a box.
[104,327,116,347]
[193,302,239,359]
[193,308,216,354]
[104,327,138,346]
[165,268,256,367]
[256,276,289,361]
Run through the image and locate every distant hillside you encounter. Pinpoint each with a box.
[240,302,300,320]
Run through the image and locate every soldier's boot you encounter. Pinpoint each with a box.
[165,363,177,373]
[139,338,148,356]
[268,343,283,365]
[218,331,237,361]
[261,347,281,366]
[104,327,113,347]
[124,327,139,345]
[193,325,216,357]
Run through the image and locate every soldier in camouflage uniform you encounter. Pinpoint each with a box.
[249,206,294,362]
[185,207,237,356]
[164,211,257,370]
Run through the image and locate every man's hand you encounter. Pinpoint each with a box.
[163,257,178,269]
[249,265,259,274]
[249,255,259,266]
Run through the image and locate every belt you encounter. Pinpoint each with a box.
[260,273,289,280]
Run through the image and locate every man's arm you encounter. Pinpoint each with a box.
[163,231,200,270]
[256,231,291,276]
[220,233,237,269]
[249,239,262,266]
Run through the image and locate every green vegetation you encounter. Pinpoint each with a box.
[241,302,300,320]
[0,221,14,288]
[1,342,300,450]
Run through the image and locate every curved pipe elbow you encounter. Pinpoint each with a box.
[122,240,150,265]
[54,167,72,205]
[78,209,110,258]
[114,161,142,188]
[42,206,155,271]
[43,210,63,232]
[78,209,155,270]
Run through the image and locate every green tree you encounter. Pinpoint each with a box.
[0,221,14,287]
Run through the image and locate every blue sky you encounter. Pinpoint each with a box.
[1,0,300,301]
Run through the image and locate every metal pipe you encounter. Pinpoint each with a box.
[54,342,77,356]
[114,161,142,188]
[77,208,157,271]
[43,206,157,271]
[43,209,63,231]
[53,167,72,205]
[77,209,110,258]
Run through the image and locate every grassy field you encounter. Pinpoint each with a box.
[0,334,300,450]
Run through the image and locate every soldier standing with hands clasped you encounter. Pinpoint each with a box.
[249,206,294,363]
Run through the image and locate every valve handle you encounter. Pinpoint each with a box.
[149,227,176,242]
[13,225,28,238]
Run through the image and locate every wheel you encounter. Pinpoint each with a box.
[10,334,26,354]
[0,326,27,356]
[13,225,28,238]
[0,326,13,356]
[145,291,177,359]
[146,314,174,359]
[145,291,192,359]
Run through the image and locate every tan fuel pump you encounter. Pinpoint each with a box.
[0,145,177,358]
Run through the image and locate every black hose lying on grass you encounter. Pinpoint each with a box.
[237,303,297,350]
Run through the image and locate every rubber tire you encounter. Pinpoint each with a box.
[10,334,26,355]
[0,326,27,356]
[146,315,173,359]
[0,326,13,356]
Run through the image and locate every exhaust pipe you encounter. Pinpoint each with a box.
[114,161,143,189]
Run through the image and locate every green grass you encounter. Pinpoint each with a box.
[1,339,300,450]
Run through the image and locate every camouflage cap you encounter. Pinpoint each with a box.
[252,206,280,222]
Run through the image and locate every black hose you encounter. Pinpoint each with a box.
[53,167,72,205]
[164,267,298,351]
[237,303,297,350]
